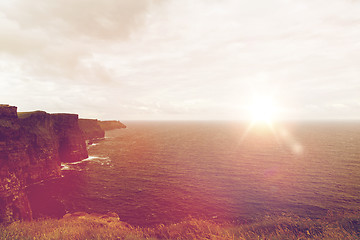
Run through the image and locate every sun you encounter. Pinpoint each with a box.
[249,96,278,124]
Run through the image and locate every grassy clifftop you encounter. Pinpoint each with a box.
[1,212,359,239]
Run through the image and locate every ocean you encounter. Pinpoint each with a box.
[27,121,360,227]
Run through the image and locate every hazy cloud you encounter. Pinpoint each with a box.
[1,0,360,120]
[0,0,162,83]
[3,0,157,40]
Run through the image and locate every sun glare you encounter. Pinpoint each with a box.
[241,96,304,155]
[249,96,278,124]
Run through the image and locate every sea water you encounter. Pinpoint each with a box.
[27,121,360,226]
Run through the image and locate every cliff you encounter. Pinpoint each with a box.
[0,104,126,224]
[51,114,88,163]
[0,106,87,224]
[78,119,105,143]
[18,111,61,183]
[98,120,126,131]
[0,105,35,224]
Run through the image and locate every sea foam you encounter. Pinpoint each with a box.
[61,156,111,170]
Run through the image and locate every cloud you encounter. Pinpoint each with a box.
[0,0,163,83]
[1,0,360,120]
[0,18,47,56]
[3,0,157,40]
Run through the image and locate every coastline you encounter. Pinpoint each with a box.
[0,104,125,224]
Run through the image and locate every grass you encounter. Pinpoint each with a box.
[0,212,359,240]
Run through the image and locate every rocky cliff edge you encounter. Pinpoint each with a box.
[0,104,125,224]
[98,120,126,131]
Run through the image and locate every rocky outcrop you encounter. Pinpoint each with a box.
[78,119,105,143]
[62,211,120,222]
[99,120,126,131]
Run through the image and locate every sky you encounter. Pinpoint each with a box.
[1,0,360,121]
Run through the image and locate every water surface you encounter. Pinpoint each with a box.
[28,121,360,226]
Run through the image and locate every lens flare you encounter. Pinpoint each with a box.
[239,96,304,155]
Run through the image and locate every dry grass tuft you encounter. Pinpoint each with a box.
[0,212,359,240]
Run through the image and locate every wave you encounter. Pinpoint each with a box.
[61,156,112,171]
[88,143,99,149]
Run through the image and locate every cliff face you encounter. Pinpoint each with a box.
[0,106,88,224]
[99,120,126,131]
[18,111,61,183]
[78,119,105,143]
[51,114,88,163]
[0,172,32,224]
[0,104,125,224]
[0,105,33,224]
